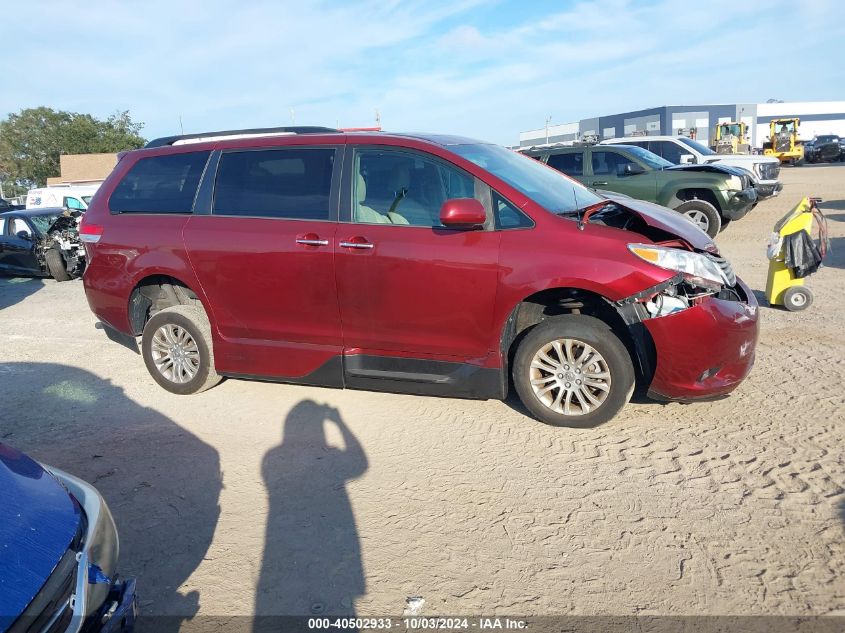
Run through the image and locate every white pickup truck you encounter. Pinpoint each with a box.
[600,135,782,198]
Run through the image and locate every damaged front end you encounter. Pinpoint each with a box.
[37,211,86,278]
[584,196,758,401]
[615,243,758,402]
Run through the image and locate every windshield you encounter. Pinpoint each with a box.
[678,137,716,156]
[29,214,62,234]
[622,145,673,169]
[817,136,838,143]
[451,144,603,215]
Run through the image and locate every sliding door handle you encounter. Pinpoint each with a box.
[296,238,329,246]
[339,241,374,249]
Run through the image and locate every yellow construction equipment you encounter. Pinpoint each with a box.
[765,197,829,311]
[762,118,804,165]
[713,122,750,154]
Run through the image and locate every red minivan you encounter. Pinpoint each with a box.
[80,127,758,426]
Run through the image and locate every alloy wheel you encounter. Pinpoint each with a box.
[685,209,710,232]
[150,324,201,383]
[529,338,612,416]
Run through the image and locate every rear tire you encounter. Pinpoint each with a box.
[782,286,813,312]
[512,315,635,428]
[45,248,71,281]
[141,305,221,394]
[674,199,721,238]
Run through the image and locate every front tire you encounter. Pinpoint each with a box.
[512,315,635,427]
[141,305,221,394]
[674,199,721,238]
[45,248,71,281]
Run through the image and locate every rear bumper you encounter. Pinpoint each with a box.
[645,279,759,402]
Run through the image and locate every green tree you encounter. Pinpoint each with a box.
[0,107,146,188]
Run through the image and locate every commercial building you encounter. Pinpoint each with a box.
[46,152,118,186]
[519,101,845,149]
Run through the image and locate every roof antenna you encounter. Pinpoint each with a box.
[574,185,585,231]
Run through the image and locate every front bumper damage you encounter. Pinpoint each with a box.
[756,182,784,198]
[42,466,137,633]
[721,187,758,221]
[615,275,759,402]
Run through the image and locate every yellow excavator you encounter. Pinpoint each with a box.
[763,118,804,165]
[713,122,751,154]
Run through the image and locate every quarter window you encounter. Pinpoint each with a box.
[213,148,334,220]
[494,194,532,229]
[353,149,477,227]
[109,151,210,214]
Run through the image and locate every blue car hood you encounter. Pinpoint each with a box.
[0,444,81,622]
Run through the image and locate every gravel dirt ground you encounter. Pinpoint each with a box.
[1,164,844,625]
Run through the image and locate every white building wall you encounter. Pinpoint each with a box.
[757,101,845,117]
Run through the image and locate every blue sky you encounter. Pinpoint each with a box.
[3,0,841,145]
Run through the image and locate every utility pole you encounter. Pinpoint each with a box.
[545,115,552,144]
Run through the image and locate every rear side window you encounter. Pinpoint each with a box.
[109,151,210,214]
[546,152,583,176]
[213,148,335,220]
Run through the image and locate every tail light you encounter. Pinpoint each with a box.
[79,221,104,243]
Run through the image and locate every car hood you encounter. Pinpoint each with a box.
[0,444,81,622]
[664,163,748,178]
[597,192,716,252]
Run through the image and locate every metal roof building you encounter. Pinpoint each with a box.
[519,101,845,149]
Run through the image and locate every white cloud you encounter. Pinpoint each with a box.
[1,0,841,145]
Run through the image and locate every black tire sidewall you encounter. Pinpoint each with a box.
[674,200,722,238]
[142,308,213,394]
[45,248,71,281]
[512,315,635,428]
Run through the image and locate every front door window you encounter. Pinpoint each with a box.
[352,149,477,227]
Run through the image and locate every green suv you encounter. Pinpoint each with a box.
[525,144,758,237]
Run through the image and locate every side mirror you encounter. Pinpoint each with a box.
[680,154,695,164]
[16,230,31,241]
[440,198,486,228]
[621,163,646,176]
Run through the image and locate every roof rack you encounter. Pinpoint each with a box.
[144,126,340,148]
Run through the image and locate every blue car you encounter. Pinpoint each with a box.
[0,444,136,633]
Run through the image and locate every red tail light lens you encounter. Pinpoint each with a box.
[79,222,104,243]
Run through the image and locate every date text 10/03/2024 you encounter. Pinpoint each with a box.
[307,617,528,630]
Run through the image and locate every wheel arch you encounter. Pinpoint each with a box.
[672,187,722,212]
[500,286,656,393]
[127,274,210,336]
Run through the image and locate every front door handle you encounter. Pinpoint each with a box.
[592,181,608,186]
[296,232,329,247]
[339,237,374,250]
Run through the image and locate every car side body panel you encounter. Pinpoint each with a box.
[82,131,760,412]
